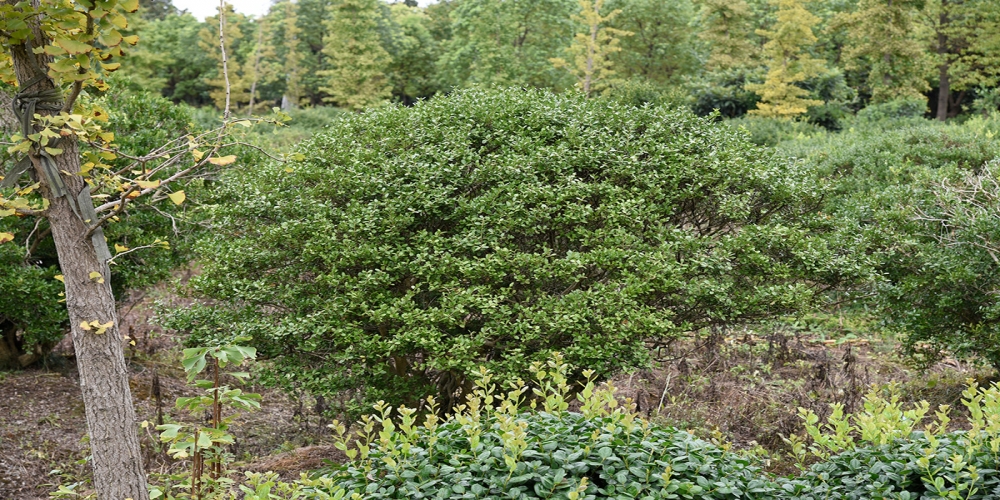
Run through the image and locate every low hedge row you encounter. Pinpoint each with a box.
[269,358,1000,500]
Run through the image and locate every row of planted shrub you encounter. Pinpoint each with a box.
[226,354,1000,500]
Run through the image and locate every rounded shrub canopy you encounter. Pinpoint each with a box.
[179,88,852,412]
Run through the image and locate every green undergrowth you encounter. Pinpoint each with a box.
[144,353,1000,500]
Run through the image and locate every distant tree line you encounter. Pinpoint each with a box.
[125,0,1000,121]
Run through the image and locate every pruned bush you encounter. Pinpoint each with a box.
[173,87,860,414]
[778,116,1000,370]
[878,161,1000,370]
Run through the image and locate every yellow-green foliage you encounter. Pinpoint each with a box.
[319,0,392,110]
[550,0,633,97]
[695,0,759,71]
[746,0,825,118]
[835,0,934,103]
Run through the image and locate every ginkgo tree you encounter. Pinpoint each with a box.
[0,0,251,498]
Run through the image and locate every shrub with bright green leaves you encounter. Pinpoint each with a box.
[172,87,860,415]
[778,114,1000,370]
[785,381,1000,499]
[316,355,778,500]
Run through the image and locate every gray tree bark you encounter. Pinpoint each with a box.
[4,7,150,500]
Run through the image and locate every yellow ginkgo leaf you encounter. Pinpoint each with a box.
[192,149,205,161]
[80,321,92,331]
[208,155,237,166]
[89,271,105,284]
[54,274,65,282]
[114,244,129,253]
[136,179,160,189]
[54,38,93,55]
[168,190,186,205]
[0,232,13,244]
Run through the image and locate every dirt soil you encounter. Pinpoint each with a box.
[0,288,340,500]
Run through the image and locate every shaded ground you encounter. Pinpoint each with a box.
[0,287,337,500]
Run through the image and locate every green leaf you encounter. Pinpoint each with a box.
[156,423,183,440]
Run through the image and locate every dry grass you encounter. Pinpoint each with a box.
[610,326,991,473]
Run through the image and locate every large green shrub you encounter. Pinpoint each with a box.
[174,87,858,414]
[778,115,1000,369]
[877,161,1000,370]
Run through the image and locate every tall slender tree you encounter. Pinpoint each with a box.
[696,0,760,71]
[320,0,392,110]
[747,0,826,118]
[836,0,934,103]
[550,0,633,97]
[279,0,306,110]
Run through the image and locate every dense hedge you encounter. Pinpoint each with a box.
[174,87,861,414]
[778,113,1000,369]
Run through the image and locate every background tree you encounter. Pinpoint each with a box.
[550,0,633,97]
[119,13,215,105]
[244,17,279,114]
[747,0,827,118]
[933,0,1000,118]
[836,0,934,103]
[200,5,252,110]
[606,0,701,87]
[320,0,392,110]
[277,0,306,109]
[696,0,761,71]
[385,3,440,105]
[437,0,576,90]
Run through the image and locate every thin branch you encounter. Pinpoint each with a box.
[23,216,43,259]
[106,242,166,267]
[219,0,232,120]
[148,204,180,236]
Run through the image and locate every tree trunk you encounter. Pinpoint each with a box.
[937,5,950,121]
[6,11,150,500]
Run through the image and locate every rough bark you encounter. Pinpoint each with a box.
[0,88,15,132]
[5,8,150,500]
[937,5,950,121]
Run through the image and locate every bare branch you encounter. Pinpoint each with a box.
[106,242,167,267]
[220,0,232,120]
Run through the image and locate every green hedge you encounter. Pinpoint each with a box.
[172,87,861,415]
[270,358,1000,500]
